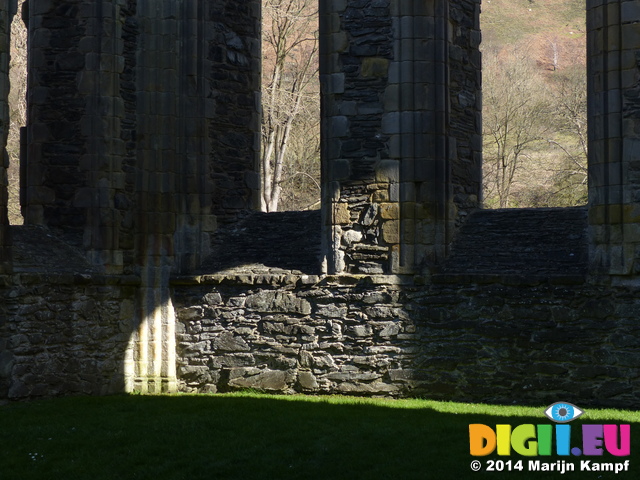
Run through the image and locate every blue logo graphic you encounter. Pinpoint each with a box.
[544,402,584,423]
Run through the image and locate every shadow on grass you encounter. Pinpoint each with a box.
[0,394,636,480]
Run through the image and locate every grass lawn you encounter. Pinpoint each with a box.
[0,393,637,479]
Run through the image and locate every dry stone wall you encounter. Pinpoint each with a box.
[0,272,137,399]
[173,274,640,408]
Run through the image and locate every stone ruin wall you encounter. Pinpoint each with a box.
[21,0,260,274]
[2,0,640,408]
[1,273,136,399]
[172,274,640,408]
[321,0,482,277]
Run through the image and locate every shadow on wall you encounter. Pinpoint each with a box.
[173,270,640,409]
[198,210,323,274]
[0,226,137,400]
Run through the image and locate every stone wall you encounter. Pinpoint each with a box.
[3,0,640,409]
[0,271,138,399]
[449,0,482,215]
[207,0,262,220]
[173,273,640,408]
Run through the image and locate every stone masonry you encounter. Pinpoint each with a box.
[320,0,482,276]
[2,0,640,408]
[588,0,640,278]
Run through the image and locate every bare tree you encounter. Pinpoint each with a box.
[7,0,27,225]
[547,67,588,205]
[261,0,319,212]
[482,46,551,208]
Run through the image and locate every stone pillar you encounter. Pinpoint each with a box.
[23,0,129,272]
[207,0,262,221]
[588,1,640,279]
[388,0,455,274]
[130,0,261,393]
[320,0,480,275]
[21,0,261,392]
[0,0,15,274]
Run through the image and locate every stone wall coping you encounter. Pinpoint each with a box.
[0,272,589,288]
[171,273,418,288]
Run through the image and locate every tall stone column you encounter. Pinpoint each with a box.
[387,0,455,274]
[130,0,260,393]
[320,0,480,276]
[23,0,130,273]
[588,1,640,279]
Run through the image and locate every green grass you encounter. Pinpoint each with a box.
[0,393,637,479]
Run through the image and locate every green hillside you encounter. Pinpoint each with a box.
[481,0,585,44]
[480,0,588,208]
[481,0,586,72]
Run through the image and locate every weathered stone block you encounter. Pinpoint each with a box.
[228,368,290,391]
[379,203,399,220]
[361,57,389,78]
[334,202,350,224]
[245,291,312,315]
[297,371,319,390]
[382,220,400,244]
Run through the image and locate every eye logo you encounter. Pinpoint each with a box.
[544,402,584,423]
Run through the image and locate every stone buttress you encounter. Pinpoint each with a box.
[588,0,640,281]
[320,0,482,276]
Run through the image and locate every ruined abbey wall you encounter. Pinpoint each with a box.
[172,274,640,408]
[321,0,482,276]
[22,0,260,274]
[0,272,135,398]
[2,0,640,408]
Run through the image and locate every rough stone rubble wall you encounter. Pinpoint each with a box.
[321,0,482,277]
[173,275,640,408]
[0,273,136,399]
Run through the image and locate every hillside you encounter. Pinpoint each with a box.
[480,0,588,209]
[481,0,586,70]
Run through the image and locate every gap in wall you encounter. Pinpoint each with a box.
[7,0,26,225]
[260,0,320,213]
[480,0,587,209]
